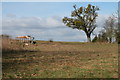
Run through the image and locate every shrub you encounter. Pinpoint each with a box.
[2,38,23,53]
[49,39,53,42]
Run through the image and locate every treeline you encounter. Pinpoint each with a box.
[92,15,120,43]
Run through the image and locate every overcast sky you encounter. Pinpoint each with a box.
[2,2,118,42]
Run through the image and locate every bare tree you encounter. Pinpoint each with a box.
[115,10,120,43]
[103,16,116,43]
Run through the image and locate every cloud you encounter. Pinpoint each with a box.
[2,16,65,30]
[94,14,110,34]
[2,14,110,42]
[96,14,110,27]
[44,16,64,27]
[2,15,85,41]
[6,14,16,18]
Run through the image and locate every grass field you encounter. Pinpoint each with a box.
[2,40,118,78]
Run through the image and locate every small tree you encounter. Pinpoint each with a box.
[103,16,116,43]
[114,21,120,43]
[114,12,120,43]
[63,4,99,42]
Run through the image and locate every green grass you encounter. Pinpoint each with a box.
[2,41,118,78]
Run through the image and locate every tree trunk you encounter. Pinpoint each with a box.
[87,36,91,42]
[86,33,91,42]
[109,38,112,43]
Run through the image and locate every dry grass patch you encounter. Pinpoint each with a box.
[2,40,118,78]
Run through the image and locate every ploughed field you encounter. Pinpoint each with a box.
[2,41,118,78]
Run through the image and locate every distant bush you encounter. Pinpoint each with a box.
[0,34,11,39]
[1,34,25,53]
[92,36,98,42]
[92,34,108,43]
[49,39,53,42]
[2,38,23,53]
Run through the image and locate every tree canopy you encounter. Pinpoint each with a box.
[63,4,99,42]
